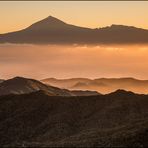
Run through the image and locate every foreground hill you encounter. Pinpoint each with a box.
[42,77,148,94]
[0,16,148,44]
[0,90,148,147]
[0,79,4,83]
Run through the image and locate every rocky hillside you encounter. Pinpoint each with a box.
[0,90,148,147]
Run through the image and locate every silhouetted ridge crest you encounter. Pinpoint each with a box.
[0,76,73,96]
[42,77,148,94]
[99,24,147,31]
[109,89,135,96]
[1,16,148,44]
[27,16,69,30]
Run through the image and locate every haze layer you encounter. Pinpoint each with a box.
[1,44,148,80]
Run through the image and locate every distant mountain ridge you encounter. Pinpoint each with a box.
[0,16,148,44]
[41,77,148,94]
[0,77,100,96]
[0,77,73,96]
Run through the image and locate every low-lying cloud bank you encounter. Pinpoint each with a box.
[1,43,148,80]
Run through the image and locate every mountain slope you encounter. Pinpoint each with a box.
[0,79,4,83]
[41,77,148,94]
[0,90,148,147]
[0,16,148,44]
[0,77,99,96]
[0,16,92,44]
[0,77,73,96]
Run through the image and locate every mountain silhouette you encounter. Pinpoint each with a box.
[28,16,69,30]
[0,77,100,96]
[0,76,73,96]
[41,77,148,94]
[108,89,136,96]
[42,78,91,88]
[0,16,148,44]
[0,90,148,147]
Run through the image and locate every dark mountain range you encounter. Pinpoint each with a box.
[0,16,148,44]
[41,77,148,94]
[0,90,148,147]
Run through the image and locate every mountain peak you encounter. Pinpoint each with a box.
[109,89,135,96]
[44,15,66,23]
[47,15,53,18]
[1,16,148,44]
[46,15,57,19]
[0,77,73,96]
[1,76,38,87]
[28,16,67,30]
[13,76,27,80]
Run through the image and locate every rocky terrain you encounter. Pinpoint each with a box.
[0,89,148,147]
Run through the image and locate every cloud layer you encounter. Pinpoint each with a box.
[1,44,148,80]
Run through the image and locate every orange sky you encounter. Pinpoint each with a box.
[0,1,148,33]
[1,1,148,80]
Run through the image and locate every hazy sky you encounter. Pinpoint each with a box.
[0,1,148,33]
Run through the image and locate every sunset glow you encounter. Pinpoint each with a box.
[0,1,148,33]
[0,1,148,80]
